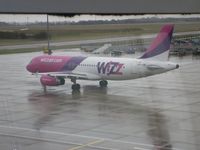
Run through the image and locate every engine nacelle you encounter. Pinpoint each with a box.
[40,75,65,86]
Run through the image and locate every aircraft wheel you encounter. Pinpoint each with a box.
[72,84,80,91]
[104,80,108,86]
[59,78,65,85]
[76,84,80,90]
[99,80,108,87]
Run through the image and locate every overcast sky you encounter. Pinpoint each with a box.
[0,14,200,23]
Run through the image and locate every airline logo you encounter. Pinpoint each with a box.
[97,61,124,75]
[41,58,63,63]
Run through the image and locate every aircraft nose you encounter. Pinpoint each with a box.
[26,64,32,72]
[176,64,179,69]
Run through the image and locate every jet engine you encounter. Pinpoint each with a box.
[40,75,65,86]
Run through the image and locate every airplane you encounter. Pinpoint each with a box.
[26,24,179,91]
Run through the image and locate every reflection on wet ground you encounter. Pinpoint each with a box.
[0,52,200,150]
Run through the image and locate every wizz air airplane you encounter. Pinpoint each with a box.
[26,24,179,91]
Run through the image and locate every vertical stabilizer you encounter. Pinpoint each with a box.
[140,24,174,61]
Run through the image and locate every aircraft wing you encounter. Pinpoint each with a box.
[37,71,101,80]
[92,44,112,54]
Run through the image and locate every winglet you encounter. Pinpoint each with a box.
[139,24,174,61]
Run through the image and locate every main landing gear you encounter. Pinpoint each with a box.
[99,80,108,88]
[72,84,80,91]
[71,77,80,91]
[70,78,108,91]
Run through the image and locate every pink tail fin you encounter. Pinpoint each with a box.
[140,24,174,61]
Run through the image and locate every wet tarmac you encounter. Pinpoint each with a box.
[0,51,200,150]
